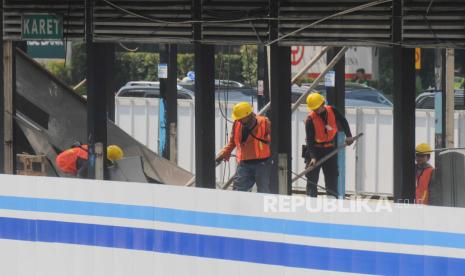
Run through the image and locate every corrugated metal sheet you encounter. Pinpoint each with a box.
[3,0,465,47]
[403,0,465,47]
[93,0,193,43]
[278,0,393,46]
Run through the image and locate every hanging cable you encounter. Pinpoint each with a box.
[426,0,435,15]
[118,42,139,52]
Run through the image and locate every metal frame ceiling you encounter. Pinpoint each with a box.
[3,0,465,48]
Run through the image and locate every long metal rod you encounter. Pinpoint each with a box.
[291,133,363,183]
[291,46,329,84]
[290,46,348,113]
[257,46,347,116]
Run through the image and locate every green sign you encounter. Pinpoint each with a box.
[27,41,66,59]
[22,14,63,40]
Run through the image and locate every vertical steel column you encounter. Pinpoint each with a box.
[159,44,178,162]
[392,0,416,202]
[0,2,3,173]
[268,0,291,195]
[105,43,115,122]
[326,48,345,111]
[193,0,215,188]
[326,47,346,198]
[86,0,107,179]
[257,45,269,111]
[444,49,455,148]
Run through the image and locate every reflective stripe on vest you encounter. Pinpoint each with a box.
[308,106,338,144]
[55,145,88,174]
[233,116,270,162]
[415,166,433,205]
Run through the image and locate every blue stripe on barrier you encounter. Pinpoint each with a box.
[0,195,465,250]
[0,216,464,275]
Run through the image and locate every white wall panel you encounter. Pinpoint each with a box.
[0,174,465,275]
[115,98,465,196]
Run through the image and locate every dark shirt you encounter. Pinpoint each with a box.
[305,106,352,160]
[241,120,258,144]
[240,119,269,164]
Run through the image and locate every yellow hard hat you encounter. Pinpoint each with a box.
[232,102,253,121]
[107,145,124,161]
[306,93,325,110]
[415,143,433,154]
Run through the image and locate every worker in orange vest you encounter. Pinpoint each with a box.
[56,142,89,177]
[304,93,354,198]
[415,143,435,204]
[56,142,125,178]
[216,102,271,193]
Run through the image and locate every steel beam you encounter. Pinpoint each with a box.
[86,0,108,179]
[159,44,178,162]
[193,0,215,188]
[257,45,269,111]
[105,43,115,122]
[194,44,215,188]
[326,47,346,198]
[0,2,3,173]
[326,47,345,111]
[392,0,416,202]
[269,45,292,195]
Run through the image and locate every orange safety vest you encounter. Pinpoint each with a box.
[233,116,271,162]
[56,145,88,174]
[308,106,338,146]
[416,166,433,204]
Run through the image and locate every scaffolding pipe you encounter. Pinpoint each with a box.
[257,46,348,116]
[290,46,348,113]
[291,46,329,84]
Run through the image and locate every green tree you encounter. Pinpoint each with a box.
[240,45,257,87]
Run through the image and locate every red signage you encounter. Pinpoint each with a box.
[291,46,305,65]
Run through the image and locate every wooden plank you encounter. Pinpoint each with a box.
[16,154,46,176]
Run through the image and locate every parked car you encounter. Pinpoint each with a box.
[214,85,308,104]
[301,82,393,107]
[415,89,465,110]
[116,81,195,99]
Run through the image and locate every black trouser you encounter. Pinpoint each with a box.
[306,146,339,197]
[76,158,88,178]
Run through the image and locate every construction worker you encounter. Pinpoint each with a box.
[216,102,271,193]
[303,93,354,198]
[56,142,124,177]
[415,143,435,205]
[107,144,125,163]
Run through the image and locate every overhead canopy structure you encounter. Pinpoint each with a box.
[3,0,465,48]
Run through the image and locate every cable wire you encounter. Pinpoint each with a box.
[102,0,278,25]
[118,42,139,52]
[266,0,393,46]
